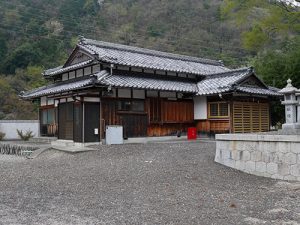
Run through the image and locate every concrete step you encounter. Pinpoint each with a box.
[31,137,58,144]
[51,140,75,147]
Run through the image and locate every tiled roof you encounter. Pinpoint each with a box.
[21,77,95,99]
[43,60,94,76]
[21,68,280,99]
[97,72,198,93]
[236,86,283,96]
[196,68,250,95]
[78,38,229,75]
[196,67,281,96]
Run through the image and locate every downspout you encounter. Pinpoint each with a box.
[99,91,102,145]
[82,101,85,144]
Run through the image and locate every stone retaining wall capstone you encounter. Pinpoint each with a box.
[215,134,300,181]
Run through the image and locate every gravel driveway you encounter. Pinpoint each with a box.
[0,141,299,225]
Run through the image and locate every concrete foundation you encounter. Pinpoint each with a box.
[215,133,300,181]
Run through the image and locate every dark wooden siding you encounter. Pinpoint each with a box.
[147,98,194,123]
[196,120,230,133]
[102,97,194,138]
[120,114,148,138]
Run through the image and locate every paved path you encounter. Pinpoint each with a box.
[0,141,299,225]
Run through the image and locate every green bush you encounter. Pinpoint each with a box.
[16,129,34,141]
[0,132,5,141]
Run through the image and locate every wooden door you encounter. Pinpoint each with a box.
[73,103,83,142]
[84,102,100,142]
[58,102,74,140]
[120,114,148,138]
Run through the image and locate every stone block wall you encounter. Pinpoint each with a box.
[215,134,300,181]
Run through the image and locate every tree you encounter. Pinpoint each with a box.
[221,0,300,52]
[2,43,42,74]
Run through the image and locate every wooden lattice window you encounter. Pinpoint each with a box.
[208,102,229,118]
[233,102,269,133]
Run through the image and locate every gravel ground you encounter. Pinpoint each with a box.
[0,141,299,225]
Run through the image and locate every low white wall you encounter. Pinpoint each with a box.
[0,120,39,140]
[215,134,300,181]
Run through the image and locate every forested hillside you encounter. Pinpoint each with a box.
[0,0,299,120]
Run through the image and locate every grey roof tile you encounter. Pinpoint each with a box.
[97,72,198,93]
[79,38,229,75]
[21,77,94,99]
[196,68,250,95]
[196,67,281,96]
[21,67,280,99]
[236,86,283,96]
[44,60,94,76]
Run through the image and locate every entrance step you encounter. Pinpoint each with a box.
[51,140,75,147]
[51,140,97,152]
[31,137,58,144]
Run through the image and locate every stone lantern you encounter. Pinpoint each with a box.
[279,79,300,130]
[296,91,300,124]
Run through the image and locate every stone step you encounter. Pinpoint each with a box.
[51,140,75,147]
[31,137,58,144]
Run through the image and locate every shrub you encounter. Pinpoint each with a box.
[0,143,37,156]
[17,129,34,141]
[0,132,5,141]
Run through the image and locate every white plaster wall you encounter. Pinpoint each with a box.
[84,66,92,75]
[0,120,39,140]
[40,97,47,106]
[133,90,145,99]
[69,71,75,79]
[215,134,300,181]
[62,73,68,81]
[193,96,207,120]
[118,89,131,98]
[77,69,83,77]
[84,97,100,102]
[47,98,54,105]
[92,64,101,73]
[160,91,176,98]
[147,90,158,97]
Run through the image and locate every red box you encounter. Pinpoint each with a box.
[187,127,197,140]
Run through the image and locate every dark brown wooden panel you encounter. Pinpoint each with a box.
[58,102,74,140]
[84,102,100,142]
[147,123,195,137]
[73,103,82,142]
[120,114,148,138]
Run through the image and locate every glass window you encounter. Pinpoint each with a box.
[118,100,144,112]
[41,108,56,124]
[209,103,218,117]
[42,110,48,125]
[209,102,229,118]
[131,101,144,112]
[47,108,55,124]
[219,103,229,116]
[118,101,131,111]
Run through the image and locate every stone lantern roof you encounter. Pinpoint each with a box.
[279,79,299,94]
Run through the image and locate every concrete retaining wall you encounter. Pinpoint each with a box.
[0,120,39,140]
[215,134,300,181]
